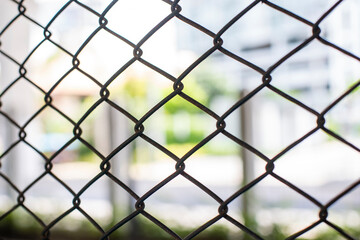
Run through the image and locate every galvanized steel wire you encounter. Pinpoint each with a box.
[0,0,359,239]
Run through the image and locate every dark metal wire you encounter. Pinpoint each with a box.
[0,0,359,239]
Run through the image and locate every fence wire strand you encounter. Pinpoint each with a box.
[0,0,359,239]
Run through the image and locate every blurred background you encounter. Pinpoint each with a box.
[0,0,359,239]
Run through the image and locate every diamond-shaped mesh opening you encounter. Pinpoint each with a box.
[0,78,44,126]
[222,87,317,158]
[220,2,312,70]
[107,62,174,120]
[22,174,74,225]
[127,139,176,197]
[140,17,214,77]
[47,1,100,54]
[143,176,220,237]
[226,175,320,238]
[24,40,73,92]
[49,70,100,120]
[158,96,216,156]
[23,106,74,158]
[142,98,217,155]
[0,15,44,64]
[50,140,103,192]
[271,39,360,112]
[171,18,215,76]
[181,134,266,200]
[184,154,243,199]
[109,138,174,208]
[0,142,45,190]
[186,54,240,98]
[77,29,134,84]
[105,0,170,44]
[180,57,237,111]
[79,101,137,157]
[274,131,360,203]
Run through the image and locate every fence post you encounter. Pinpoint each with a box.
[106,101,135,235]
[240,90,256,230]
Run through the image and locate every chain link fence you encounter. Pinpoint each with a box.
[0,0,359,239]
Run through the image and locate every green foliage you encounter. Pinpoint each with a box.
[118,77,150,118]
[190,65,233,103]
[177,224,230,240]
[166,128,204,145]
[1,209,360,240]
[261,224,287,240]
[164,94,206,115]
[121,77,148,98]
[165,113,205,144]
[77,140,98,162]
[302,226,360,240]
[0,209,43,239]
[163,70,231,114]
[346,80,360,94]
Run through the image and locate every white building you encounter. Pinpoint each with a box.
[176,0,360,153]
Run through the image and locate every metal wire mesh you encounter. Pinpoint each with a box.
[0,0,359,239]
